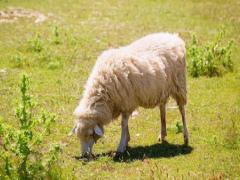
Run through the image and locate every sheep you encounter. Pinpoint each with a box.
[72,32,189,155]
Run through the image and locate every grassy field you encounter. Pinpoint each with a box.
[0,0,240,179]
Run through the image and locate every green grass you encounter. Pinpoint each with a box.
[0,0,240,179]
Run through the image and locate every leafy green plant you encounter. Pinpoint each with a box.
[53,26,61,45]
[0,75,62,179]
[176,122,183,134]
[188,29,234,77]
[28,34,43,52]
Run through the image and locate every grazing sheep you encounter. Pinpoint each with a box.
[73,32,189,155]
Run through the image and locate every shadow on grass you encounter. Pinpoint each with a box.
[73,142,193,163]
[97,141,193,162]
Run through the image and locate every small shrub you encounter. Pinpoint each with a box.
[28,34,43,52]
[0,75,62,179]
[176,122,183,134]
[52,26,61,45]
[187,29,234,77]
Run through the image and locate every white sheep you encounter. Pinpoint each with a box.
[72,32,189,155]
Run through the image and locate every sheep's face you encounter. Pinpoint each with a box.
[74,121,104,156]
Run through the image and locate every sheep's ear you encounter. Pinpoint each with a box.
[94,125,103,137]
[68,122,81,137]
[68,126,76,136]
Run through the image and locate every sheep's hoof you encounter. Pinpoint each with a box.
[113,152,125,160]
[80,152,95,162]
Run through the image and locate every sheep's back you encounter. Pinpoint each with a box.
[86,33,186,114]
[115,33,186,109]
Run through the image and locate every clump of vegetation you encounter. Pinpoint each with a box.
[28,34,44,52]
[176,122,183,134]
[52,26,61,45]
[12,31,64,69]
[188,29,233,77]
[0,75,62,179]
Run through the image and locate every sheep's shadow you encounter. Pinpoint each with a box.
[97,142,193,162]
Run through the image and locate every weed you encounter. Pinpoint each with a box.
[0,75,62,179]
[187,28,234,77]
[28,34,43,52]
[52,26,61,45]
[176,121,183,134]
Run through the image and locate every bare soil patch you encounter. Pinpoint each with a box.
[0,7,48,24]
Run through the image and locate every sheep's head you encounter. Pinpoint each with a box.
[72,119,104,156]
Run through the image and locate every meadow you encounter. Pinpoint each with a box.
[0,0,239,179]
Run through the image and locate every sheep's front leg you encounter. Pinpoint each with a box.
[158,104,167,142]
[117,114,130,153]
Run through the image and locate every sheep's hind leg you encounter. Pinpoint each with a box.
[117,114,130,153]
[158,104,167,142]
[179,105,189,145]
[126,124,130,146]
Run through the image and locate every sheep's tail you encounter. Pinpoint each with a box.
[178,55,187,105]
[172,54,187,106]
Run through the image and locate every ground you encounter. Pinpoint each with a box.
[0,0,239,179]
